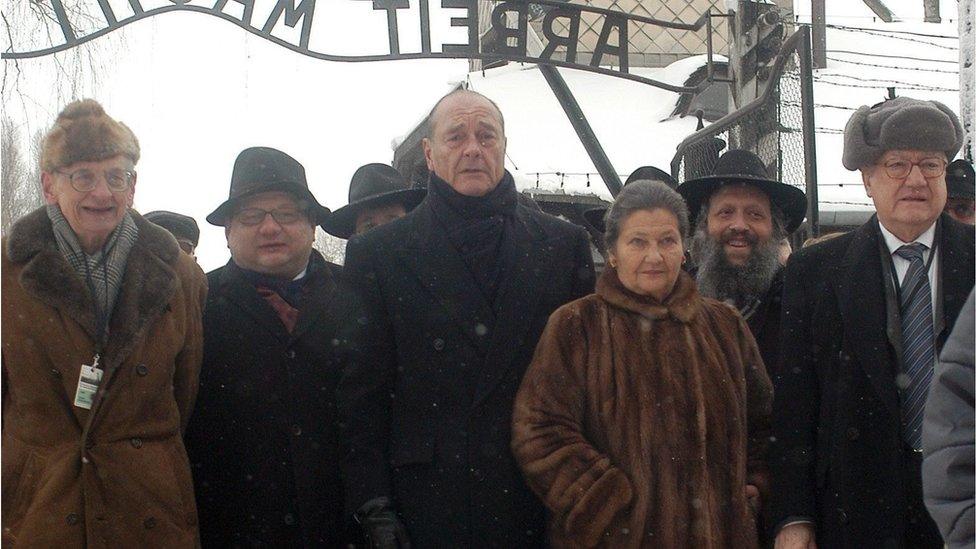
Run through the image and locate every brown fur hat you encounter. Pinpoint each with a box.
[842,96,962,170]
[40,99,140,172]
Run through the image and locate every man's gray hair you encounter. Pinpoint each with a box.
[604,180,690,250]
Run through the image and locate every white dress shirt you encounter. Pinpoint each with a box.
[878,220,940,327]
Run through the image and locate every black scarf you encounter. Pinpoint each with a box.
[427,171,519,303]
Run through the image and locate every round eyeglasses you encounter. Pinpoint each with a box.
[57,168,134,193]
[234,208,307,226]
[880,158,947,180]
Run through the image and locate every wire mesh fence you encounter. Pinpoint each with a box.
[671,27,818,235]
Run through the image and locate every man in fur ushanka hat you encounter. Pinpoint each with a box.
[2,99,207,546]
[770,96,973,549]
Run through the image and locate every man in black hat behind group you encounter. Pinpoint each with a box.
[321,163,425,239]
[944,158,974,225]
[144,210,200,257]
[678,149,806,381]
[184,146,349,546]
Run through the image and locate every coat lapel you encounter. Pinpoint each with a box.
[217,262,291,343]
[937,215,975,346]
[834,219,899,416]
[470,209,553,409]
[290,254,339,344]
[395,203,494,353]
[8,209,98,339]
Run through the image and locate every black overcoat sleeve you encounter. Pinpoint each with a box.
[768,249,822,534]
[334,235,398,516]
[570,226,596,299]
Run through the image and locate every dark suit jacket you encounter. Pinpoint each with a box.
[769,214,974,547]
[333,198,595,548]
[186,252,347,547]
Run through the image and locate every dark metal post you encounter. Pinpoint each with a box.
[811,0,826,68]
[797,26,819,237]
[539,64,623,196]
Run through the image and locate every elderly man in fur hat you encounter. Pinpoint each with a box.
[1,99,207,546]
[184,146,350,547]
[770,97,974,549]
[679,149,806,382]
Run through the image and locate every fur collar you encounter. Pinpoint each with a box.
[6,207,180,367]
[596,268,701,323]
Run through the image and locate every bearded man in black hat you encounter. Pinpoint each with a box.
[184,146,348,547]
[333,89,595,548]
[322,163,425,239]
[771,97,974,549]
[678,149,806,381]
[944,158,974,225]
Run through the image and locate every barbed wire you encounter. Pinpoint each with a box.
[825,49,957,64]
[824,56,959,74]
[784,73,959,92]
[815,72,959,91]
[794,21,958,40]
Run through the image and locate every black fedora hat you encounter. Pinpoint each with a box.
[947,158,975,200]
[321,163,426,239]
[583,166,677,233]
[144,210,200,246]
[207,146,331,226]
[677,150,807,233]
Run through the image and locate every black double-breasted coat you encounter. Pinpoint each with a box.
[333,197,595,547]
[769,214,974,547]
[185,252,346,547]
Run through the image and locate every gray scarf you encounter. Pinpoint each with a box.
[47,204,138,341]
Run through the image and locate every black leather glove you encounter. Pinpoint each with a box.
[354,496,411,549]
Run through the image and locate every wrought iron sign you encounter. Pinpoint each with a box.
[2,0,719,93]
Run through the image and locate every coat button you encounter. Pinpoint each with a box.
[287,350,296,359]
[291,424,302,436]
[135,364,148,376]
[144,516,156,529]
[130,438,143,449]
[66,513,80,525]
[837,509,849,524]
[51,368,62,378]
[433,338,445,351]
[283,513,296,526]
[846,427,860,441]
[85,439,94,449]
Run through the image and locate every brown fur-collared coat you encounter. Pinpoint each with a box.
[512,269,772,548]
[1,207,207,548]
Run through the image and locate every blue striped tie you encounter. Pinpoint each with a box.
[895,243,934,450]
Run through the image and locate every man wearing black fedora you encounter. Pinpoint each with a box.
[321,163,426,239]
[184,146,350,547]
[771,97,974,548]
[332,89,595,548]
[678,149,806,383]
[144,210,200,257]
[944,158,974,225]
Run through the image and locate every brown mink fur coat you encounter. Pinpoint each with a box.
[512,268,772,548]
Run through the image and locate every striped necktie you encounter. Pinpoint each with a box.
[894,243,934,450]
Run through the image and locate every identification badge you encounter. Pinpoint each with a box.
[74,354,103,410]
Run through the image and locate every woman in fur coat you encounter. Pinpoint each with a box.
[512,180,773,548]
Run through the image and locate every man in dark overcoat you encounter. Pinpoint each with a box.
[770,97,974,549]
[184,147,346,547]
[333,89,596,548]
[679,149,807,380]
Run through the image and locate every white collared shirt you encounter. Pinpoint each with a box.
[878,220,940,326]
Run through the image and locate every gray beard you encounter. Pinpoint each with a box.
[692,226,781,310]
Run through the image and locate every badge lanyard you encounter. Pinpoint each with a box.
[74,257,110,410]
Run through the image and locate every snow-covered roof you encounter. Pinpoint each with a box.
[398,0,963,214]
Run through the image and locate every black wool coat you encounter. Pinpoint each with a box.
[185,252,347,547]
[333,197,595,548]
[747,268,784,380]
[769,214,974,547]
